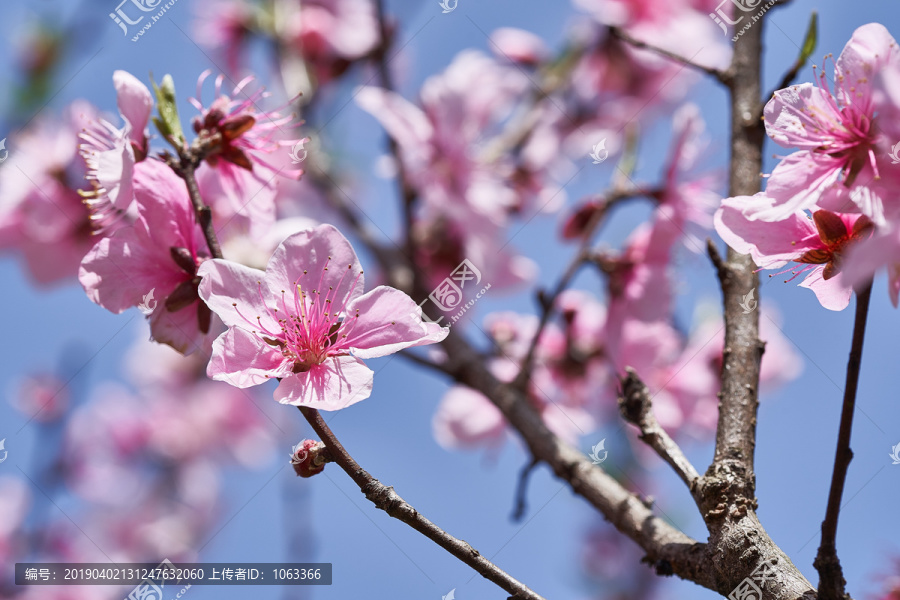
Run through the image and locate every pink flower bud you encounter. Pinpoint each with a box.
[290,439,329,478]
[488,28,547,66]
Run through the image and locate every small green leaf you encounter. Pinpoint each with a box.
[798,12,818,66]
[150,73,185,148]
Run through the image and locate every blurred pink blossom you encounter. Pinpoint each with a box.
[356,51,538,226]
[434,302,604,451]
[0,477,30,568]
[11,372,69,422]
[489,28,549,66]
[0,102,98,285]
[192,0,253,74]
[283,0,379,85]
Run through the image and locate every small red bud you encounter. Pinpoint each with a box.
[290,439,329,478]
[562,200,603,239]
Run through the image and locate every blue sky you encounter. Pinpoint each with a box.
[1,0,899,599]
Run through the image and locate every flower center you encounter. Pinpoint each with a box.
[809,61,880,185]
[793,210,873,279]
[233,258,376,373]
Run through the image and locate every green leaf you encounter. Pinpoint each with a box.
[798,12,818,66]
[150,73,185,148]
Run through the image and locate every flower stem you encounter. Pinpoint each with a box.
[814,279,873,600]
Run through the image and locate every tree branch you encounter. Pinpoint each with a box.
[609,26,730,84]
[311,5,821,597]
[700,9,766,504]
[692,13,820,600]
[814,281,872,600]
[297,406,547,600]
[439,331,712,585]
[618,368,700,493]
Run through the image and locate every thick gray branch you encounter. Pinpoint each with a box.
[696,12,819,600]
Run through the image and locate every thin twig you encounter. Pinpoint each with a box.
[511,248,586,389]
[179,158,223,260]
[163,137,226,260]
[618,368,700,493]
[609,26,731,85]
[814,280,872,600]
[398,348,453,374]
[764,11,818,108]
[706,238,728,277]
[511,457,540,522]
[512,187,648,389]
[298,406,547,600]
[372,0,417,266]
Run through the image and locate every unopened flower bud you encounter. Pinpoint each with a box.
[290,439,329,478]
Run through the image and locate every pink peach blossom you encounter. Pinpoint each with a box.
[434,302,604,451]
[716,194,874,310]
[655,103,721,249]
[606,318,694,431]
[414,215,536,294]
[191,70,304,176]
[198,224,448,409]
[80,70,154,213]
[603,220,678,327]
[565,5,729,141]
[673,307,803,435]
[0,477,30,567]
[434,356,595,450]
[195,160,278,240]
[433,386,508,450]
[749,24,900,223]
[12,372,69,422]
[79,160,215,354]
[192,0,253,74]
[840,223,900,307]
[190,71,306,238]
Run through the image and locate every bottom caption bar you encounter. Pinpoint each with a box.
[15,562,332,585]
